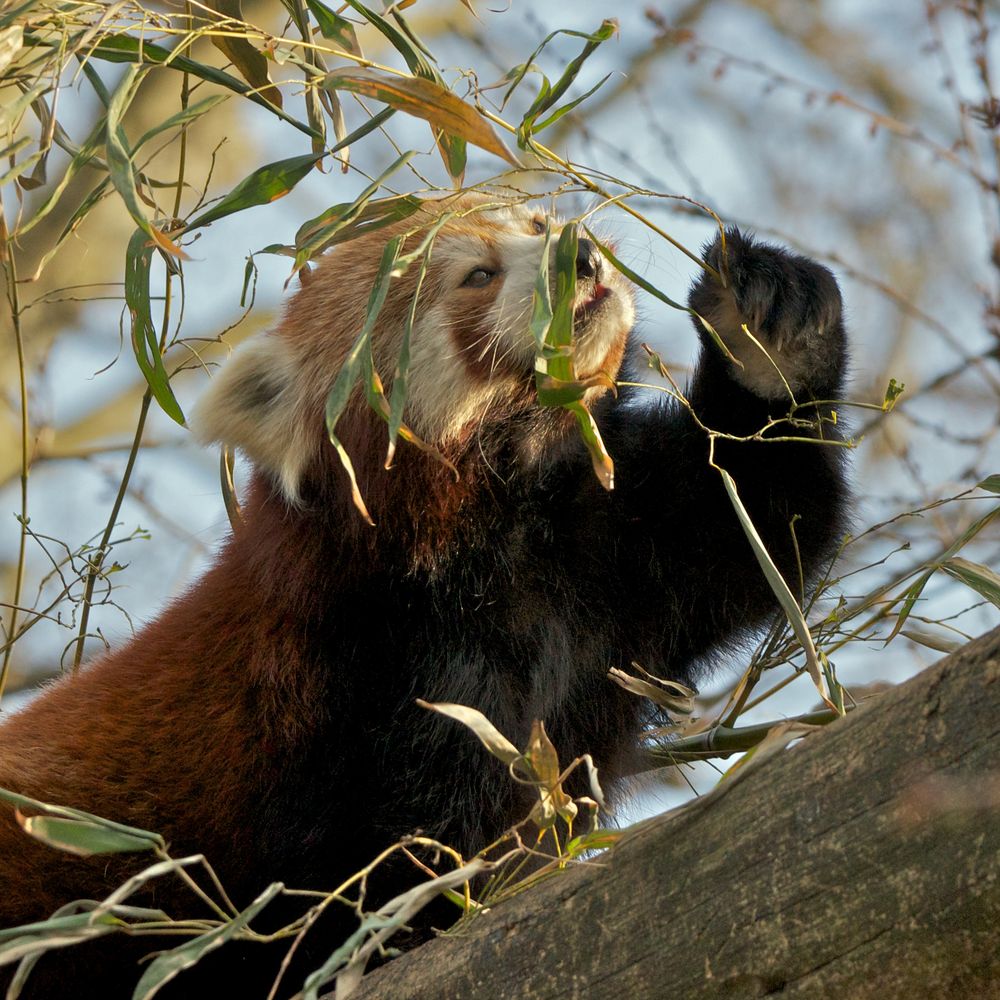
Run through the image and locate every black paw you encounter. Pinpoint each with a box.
[687,228,847,399]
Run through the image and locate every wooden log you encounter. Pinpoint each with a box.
[349,626,1000,1000]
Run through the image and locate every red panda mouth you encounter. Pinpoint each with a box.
[574,283,612,325]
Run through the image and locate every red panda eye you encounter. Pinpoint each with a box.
[462,267,496,288]
[531,218,546,235]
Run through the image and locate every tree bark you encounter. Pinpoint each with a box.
[350,626,1000,1000]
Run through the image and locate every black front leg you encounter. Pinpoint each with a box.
[600,229,850,680]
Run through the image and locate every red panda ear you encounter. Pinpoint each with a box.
[193,334,314,503]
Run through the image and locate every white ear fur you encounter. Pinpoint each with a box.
[193,335,315,502]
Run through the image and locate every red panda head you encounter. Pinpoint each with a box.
[194,194,635,504]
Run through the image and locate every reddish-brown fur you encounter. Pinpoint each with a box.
[0,203,850,998]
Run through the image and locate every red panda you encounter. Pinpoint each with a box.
[0,194,848,998]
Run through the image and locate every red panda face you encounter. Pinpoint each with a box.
[194,195,635,502]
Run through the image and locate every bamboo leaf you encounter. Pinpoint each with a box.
[324,236,403,523]
[718,467,832,708]
[106,65,186,259]
[0,24,22,74]
[341,0,436,78]
[124,229,186,425]
[132,883,283,999]
[17,814,157,857]
[322,68,520,170]
[569,400,614,491]
[86,35,318,138]
[134,94,227,151]
[532,73,613,133]
[941,556,1000,608]
[206,0,282,108]
[386,250,427,468]
[186,152,321,231]
[416,700,521,765]
[978,474,1000,494]
[518,19,618,146]
[293,151,416,269]
[306,0,362,53]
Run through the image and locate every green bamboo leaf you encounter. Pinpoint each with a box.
[297,193,421,261]
[18,815,157,857]
[978,474,1000,494]
[0,0,37,30]
[518,19,618,147]
[134,94,227,150]
[106,65,186,259]
[718,467,831,707]
[132,883,283,999]
[322,68,520,170]
[886,502,1000,642]
[86,35,318,138]
[0,787,166,851]
[883,377,905,412]
[530,224,615,489]
[186,152,322,231]
[569,400,614,491]
[341,0,437,78]
[124,228,186,425]
[325,236,403,523]
[941,556,1000,608]
[293,151,416,269]
[386,250,427,467]
[206,0,282,108]
[306,0,361,53]
[532,72,613,133]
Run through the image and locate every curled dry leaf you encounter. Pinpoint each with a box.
[416,700,520,765]
[608,663,696,716]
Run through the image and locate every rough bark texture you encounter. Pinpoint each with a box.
[350,626,1000,1000]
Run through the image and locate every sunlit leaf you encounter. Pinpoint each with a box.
[883,377,905,412]
[105,66,186,259]
[133,883,283,999]
[900,627,963,654]
[17,814,156,857]
[293,151,415,270]
[206,0,282,107]
[941,556,1000,608]
[306,0,362,53]
[322,68,520,169]
[0,24,22,74]
[517,19,618,147]
[124,228,186,425]
[88,35,318,138]
[607,665,696,715]
[531,224,615,490]
[416,700,521,765]
[187,152,321,230]
[718,467,832,708]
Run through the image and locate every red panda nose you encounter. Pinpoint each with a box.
[576,238,603,282]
